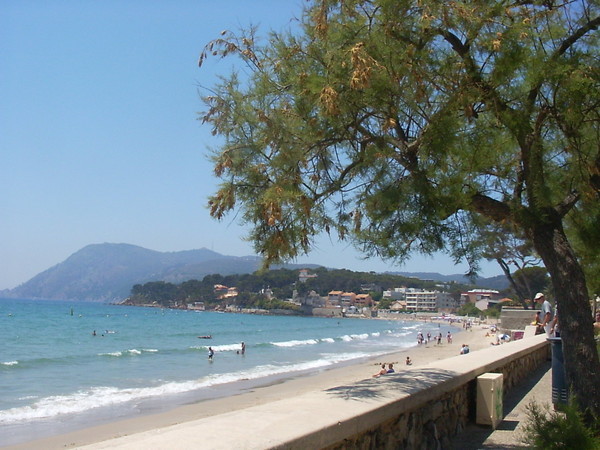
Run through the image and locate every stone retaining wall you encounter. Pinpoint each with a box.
[500,308,538,332]
[312,336,549,450]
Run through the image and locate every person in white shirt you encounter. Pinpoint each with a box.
[534,292,554,337]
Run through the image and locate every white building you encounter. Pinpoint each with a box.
[460,289,501,306]
[383,287,450,312]
[382,288,407,301]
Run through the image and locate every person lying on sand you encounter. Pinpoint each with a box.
[373,363,387,377]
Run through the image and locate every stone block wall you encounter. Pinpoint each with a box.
[322,342,548,450]
[500,308,538,332]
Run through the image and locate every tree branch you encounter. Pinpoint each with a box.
[555,16,600,58]
[470,193,512,223]
[556,190,580,218]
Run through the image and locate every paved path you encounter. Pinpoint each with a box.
[454,360,552,449]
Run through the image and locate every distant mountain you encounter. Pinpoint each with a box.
[0,243,310,302]
[392,272,509,291]
[0,243,508,302]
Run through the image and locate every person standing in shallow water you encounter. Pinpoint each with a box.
[208,347,214,361]
[241,342,245,355]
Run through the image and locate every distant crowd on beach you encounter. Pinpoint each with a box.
[415,330,454,346]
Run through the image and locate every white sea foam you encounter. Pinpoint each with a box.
[272,339,319,347]
[191,343,243,352]
[99,351,123,357]
[211,343,245,352]
[350,333,369,340]
[1,361,18,366]
[0,383,196,424]
[0,353,359,424]
[320,338,335,343]
[98,348,157,358]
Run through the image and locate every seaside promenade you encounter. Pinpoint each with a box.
[5,325,553,450]
[456,360,552,449]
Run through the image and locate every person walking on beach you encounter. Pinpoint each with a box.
[208,347,214,361]
[447,331,452,344]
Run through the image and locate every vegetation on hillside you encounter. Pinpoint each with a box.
[125,267,473,309]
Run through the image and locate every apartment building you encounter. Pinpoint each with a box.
[382,287,452,312]
[355,293,373,307]
[460,289,501,306]
[328,290,343,306]
[340,292,357,307]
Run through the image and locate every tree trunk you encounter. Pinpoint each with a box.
[496,258,529,309]
[532,217,600,421]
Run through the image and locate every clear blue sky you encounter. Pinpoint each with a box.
[0,1,502,290]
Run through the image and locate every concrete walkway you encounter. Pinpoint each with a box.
[454,360,552,449]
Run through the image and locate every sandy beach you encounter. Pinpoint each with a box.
[5,320,499,450]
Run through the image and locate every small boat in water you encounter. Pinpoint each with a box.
[197,335,212,339]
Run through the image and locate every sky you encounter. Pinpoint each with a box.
[0,1,503,290]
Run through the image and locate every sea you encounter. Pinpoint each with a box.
[0,298,444,446]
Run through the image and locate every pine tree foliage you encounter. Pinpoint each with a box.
[199,0,600,418]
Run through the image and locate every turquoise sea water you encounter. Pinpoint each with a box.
[0,298,444,445]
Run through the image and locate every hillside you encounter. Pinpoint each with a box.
[0,243,508,302]
[391,272,509,291]
[0,244,290,302]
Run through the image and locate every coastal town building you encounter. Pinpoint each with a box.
[300,290,325,307]
[298,269,318,283]
[360,283,382,293]
[476,297,512,311]
[213,284,239,300]
[328,290,343,306]
[382,287,451,312]
[355,294,374,308]
[436,292,458,311]
[382,288,407,301]
[325,290,374,309]
[188,301,205,310]
[460,289,501,307]
[404,289,438,311]
[340,292,357,307]
[389,300,408,311]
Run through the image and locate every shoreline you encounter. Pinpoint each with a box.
[4,321,499,450]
